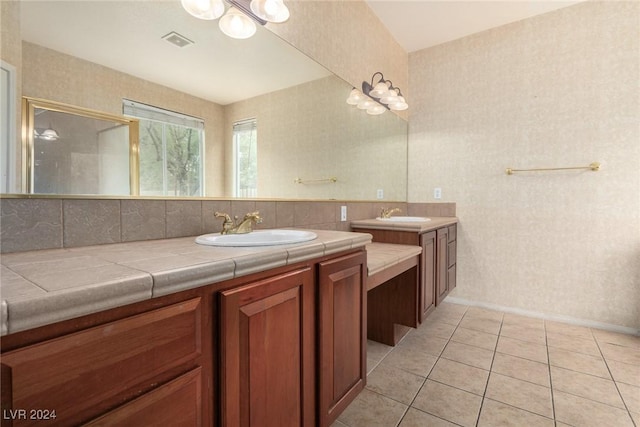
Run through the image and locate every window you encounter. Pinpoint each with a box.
[233,119,257,198]
[123,99,204,196]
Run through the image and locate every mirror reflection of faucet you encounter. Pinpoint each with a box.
[379,207,401,219]
[214,211,262,234]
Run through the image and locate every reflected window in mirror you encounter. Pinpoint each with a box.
[124,100,204,197]
[22,97,139,196]
[233,119,257,198]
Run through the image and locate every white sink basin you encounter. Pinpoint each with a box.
[376,216,431,222]
[195,229,318,247]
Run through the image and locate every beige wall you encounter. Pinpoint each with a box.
[20,43,226,196]
[224,75,407,200]
[408,1,640,329]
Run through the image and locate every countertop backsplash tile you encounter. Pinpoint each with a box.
[0,197,455,253]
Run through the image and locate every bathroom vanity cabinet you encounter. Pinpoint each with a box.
[351,222,457,320]
[0,248,367,427]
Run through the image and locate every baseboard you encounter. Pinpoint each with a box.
[444,296,640,337]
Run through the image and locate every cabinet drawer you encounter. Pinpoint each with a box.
[447,240,457,268]
[1,298,202,426]
[447,224,457,243]
[85,367,202,427]
[448,265,456,292]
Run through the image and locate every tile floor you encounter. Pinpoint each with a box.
[333,302,640,427]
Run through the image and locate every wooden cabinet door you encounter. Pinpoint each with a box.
[318,251,367,427]
[436,227,449,305]
[219,267,315,427]
[420,231,436,322]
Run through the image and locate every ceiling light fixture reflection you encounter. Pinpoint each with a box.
[346,72,409,115]
[181,0,289,40]
[34,127,60,141]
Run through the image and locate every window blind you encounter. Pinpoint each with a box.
[123,99,204,130]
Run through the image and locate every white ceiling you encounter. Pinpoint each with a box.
[366,0,583,53]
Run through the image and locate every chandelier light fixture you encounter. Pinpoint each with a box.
[346,72,409,115]
[181,0,289,39]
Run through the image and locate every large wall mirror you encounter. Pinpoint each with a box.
[4,0,408,201]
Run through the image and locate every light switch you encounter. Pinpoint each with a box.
[340,205,347,221]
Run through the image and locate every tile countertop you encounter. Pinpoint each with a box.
[0,229,372,336]
[350,216,458,233]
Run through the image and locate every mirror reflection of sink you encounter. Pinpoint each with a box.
[195,229,318,247]
[376,216,431,222]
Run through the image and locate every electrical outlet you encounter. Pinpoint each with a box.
[376,189,384,199]
[340,205,347,221]
[434,187,442,199]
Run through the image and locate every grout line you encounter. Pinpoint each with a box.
[474,314,504,427]
[544,319,558,424]
[591,329,638,427]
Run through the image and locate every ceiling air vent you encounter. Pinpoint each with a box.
[162,31,194,48]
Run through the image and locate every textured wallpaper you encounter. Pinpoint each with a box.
[408,1,640,329]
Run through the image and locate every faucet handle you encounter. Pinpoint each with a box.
[380,207,401,218]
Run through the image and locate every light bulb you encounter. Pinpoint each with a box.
[357,97,375,110]
[367,104,386,115]
[181,0,225,20]
[380,88,399,104]
[250,0,290,23]
[389,96,408,111]
[369,81,390,98]
[219,7,257,39]
[346,89,364,105]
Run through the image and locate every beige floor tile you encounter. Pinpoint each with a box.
[464,307,504,322]
[592,329,640,350]
[502,313,545,330]
[412,380,482,427]
[411,320,457,340]
[367,339,394,375]
[499,323,546,345]
[426,310,464,326]
[485,373,553,418]
[550,366,625,408]
[398,408,459,427]
[459,316,502,335]
[382,344,439,378]
[478,398,555,427]
[436,302,469,317]
[451,326,499,351]
[491,353,550,387]
[607,359,640,386]
[428,358,490,395]
[546,331,600,356]
[441,341,495,370]
[545,321,594,340]
[397,334,449,357]
[331,421,348,427]
[337,389,408,427]
[366,361,425,405]
[496,336,548,363]
[600,342,640,365]
[553,390,635,427]
[548,347,611,379]
[630,411,640,425]
[617,382,640,414]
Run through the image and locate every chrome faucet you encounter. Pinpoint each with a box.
[380,207,401,219]
[214,211,262,234]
